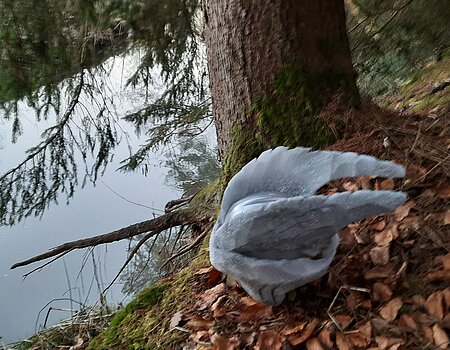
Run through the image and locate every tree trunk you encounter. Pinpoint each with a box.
[204,0,359,177]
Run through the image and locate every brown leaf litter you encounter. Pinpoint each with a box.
[173,101,449,350]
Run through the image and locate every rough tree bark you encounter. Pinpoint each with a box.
[204,0,359,174]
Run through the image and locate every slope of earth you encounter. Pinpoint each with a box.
[18,58,449,350]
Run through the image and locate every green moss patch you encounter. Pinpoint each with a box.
[87,245,213,349]
[220,125,266,191]
[88,284,167,349]
[221,64,359,188]
[252,66,337,149]
[187,180,220,219]
[386,56,450,111]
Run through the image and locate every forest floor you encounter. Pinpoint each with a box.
[17,58,449,350]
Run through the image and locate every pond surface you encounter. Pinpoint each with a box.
[0,53,180,344]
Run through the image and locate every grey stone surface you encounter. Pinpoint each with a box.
[210,146,407,305]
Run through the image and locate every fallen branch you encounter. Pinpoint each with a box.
[11,209,199,270]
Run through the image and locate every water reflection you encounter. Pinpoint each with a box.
[0,1,212,343]
[0,53,179,343]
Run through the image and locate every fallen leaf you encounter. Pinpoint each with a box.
[442,253,450,270]
[442,288,450,308]
[192,330,210,343]
[395,201,415,221]
[254,330,283,350]
[238,303,273,322]
[398,314,419,332]
[375,336,403,350]
[306,337,324,350]
[212,295,228,317]
[346,292,364,309]
[211,333,241,350]
[334,315,353,330]
[443,209,450,225]
[239,332,257,348]
[354,228,370,244]
[373,283,393,302]
[169,311,183,329]
[406,164,427,179]
[339,227,355,248]
[378,178,395,190]
[425,291,445,320]
[370,245,390,265]
[360,298,372,309]
[209,267,223,286]
[371,220,387,231]
[364,266,393,280]
[346,332,369,348]
[357,321,372,339]
[186,316,214,330]
[374,230,393,246]
[360,176,372,190]
[432,323,449,349]
[422,325,434,342]
[283,322,307,336]
[435,183,450,198]
[388,223,399,239]
[288,319,319,346]
[426,270,450,282]
[371,317,389,332]
[318,325,334,348]
[195,267,213,275]
[335,333,351,350]
[379,297,402,321]
[442,313,450,330]
[343,181,359,192]
[399,215,420,229]
[199,283,226,308]
[240,295,259,307]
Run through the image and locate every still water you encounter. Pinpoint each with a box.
[0,53,180,343]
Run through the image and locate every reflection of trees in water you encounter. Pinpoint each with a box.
[0,0,128,109]
[165,136,220,196]
[0,0,211,226]
[0,70,120,225]
[120,136,219,296]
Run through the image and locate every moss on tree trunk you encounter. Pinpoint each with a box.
[204,0,360,188]
[221,63,360,189]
